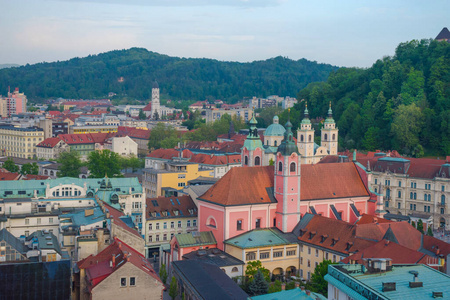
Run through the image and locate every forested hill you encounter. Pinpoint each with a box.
[0,48,337,102]
[286,39,450,156]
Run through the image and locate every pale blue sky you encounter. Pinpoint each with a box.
[1,0,448,67]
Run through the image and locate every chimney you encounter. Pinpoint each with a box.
[300,286,305,291]
[111,254,115,268]
[118,242,122,249]
[281,283,286,290]
[295,282,300,288]
[305,290,311,296]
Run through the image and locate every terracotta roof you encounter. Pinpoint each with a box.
[142,103,152,111]
[422,235,450,257]
[199,166,275,206]
[199,162,369,206]
[23,174,50,180]
[356,214,393,225]
[341,239,430,265]
[90,132,116,144]
[0,171,20,181]
[147,148,193,160]
[300,163,369,201]
[355,222,422,250]
[58,133,94,145]
[146,195,197,220]
[36,137,62,148]
[77,238,161,290]
[296,214,375,255]
[47,111,62,116]
[117,126,151,140]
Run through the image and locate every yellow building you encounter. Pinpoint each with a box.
[224,228,299,281]
[0,125,45,158]
[70,125,118,134]
[143,158,213,197]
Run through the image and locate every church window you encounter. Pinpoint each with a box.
[237,220,243,231]
[324,133,328,141]
[308,135,312,142]
[255,156,260,166]
[274,141,277,146]
[332,134,336,140]
[290,162,296,172]
[300,135,304,142]
[255,218,261,228]
[244,156,248,166]
[278,162,283,172]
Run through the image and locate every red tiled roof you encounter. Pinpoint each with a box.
[0,171,20,181]
[147,148,193,160]
[58,133,94,145]
[356,214,393,225]
[341,239,430,264]
[146,195,197,219]
[199,166,275,206]
[297,215,375,255]
[142,103,152,111]
[48,111,62,116]
[300,163,369,201]
[23,174,50,180]
[36,137,62,148]
[199,162,369,206]
[422,235,450,257]
[77,238,161,290]
[355,222,422,250]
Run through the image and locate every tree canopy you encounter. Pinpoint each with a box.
[294,39,450,156]
[20,163,39,176]
[87,150,123,178]
[3,158,19,173]
[248,269,269,296]
[0,48,337,102]
[148,123,180,150]
[57,151,82,178]
[308,260,335,297]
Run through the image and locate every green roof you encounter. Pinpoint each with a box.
[264,116,286,137]
[176,231,217,247]
[224,228,295,249]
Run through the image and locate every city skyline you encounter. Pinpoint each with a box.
[0,0,449,68]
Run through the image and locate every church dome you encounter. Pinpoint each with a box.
[264,116,286,137]
[152,81,159,89]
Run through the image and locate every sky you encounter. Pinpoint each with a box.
[0,0,448,68]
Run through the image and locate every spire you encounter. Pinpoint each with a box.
[248,110,258,138]
[277,108,299,155]
[328,101,333,117]
[243,110,263,151]
[304,102,309,118]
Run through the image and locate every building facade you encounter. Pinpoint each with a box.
[0,126,44,158]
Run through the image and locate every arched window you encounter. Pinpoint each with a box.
[244,156,248,165]
[255,156,260,166]
[290,162,296,172]
[442,195,446,205]
[300,135,304,142]
[207,217,217,228]
[44,170,48,175]
[324,134,328,141]
[308,135,312,142]
[274,141,277,146]
[110,193,119,204]
[232,267,239,272]
[332,134,336,140]
[278,161,283,172]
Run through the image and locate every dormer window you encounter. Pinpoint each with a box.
[346,242,353,251]
[331,238,339,247]
[308,231,316,240]
[320,234,328,243]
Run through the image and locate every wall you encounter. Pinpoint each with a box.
[91,262,163,300]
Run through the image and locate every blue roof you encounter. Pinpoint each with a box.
[250,287,326,300]
[60,206,105,228]
[327,264,450,300]
[264,120,286,137]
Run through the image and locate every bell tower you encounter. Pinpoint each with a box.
[241,112,263,167]
[274,111,301,232]
[151,81,160,120]
[297,103,315,164]
[321,102,338,155]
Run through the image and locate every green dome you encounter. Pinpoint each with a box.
[264,116,286,137]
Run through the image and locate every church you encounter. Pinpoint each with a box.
[242,103,338,167]
[197,109,376,250]
[143,81,179,119]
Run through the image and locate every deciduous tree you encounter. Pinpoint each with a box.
[169,276,178,300]
[87,150,123,178]
[20,163,39,175]
[3,157,19,173]
[57,151,82,178]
